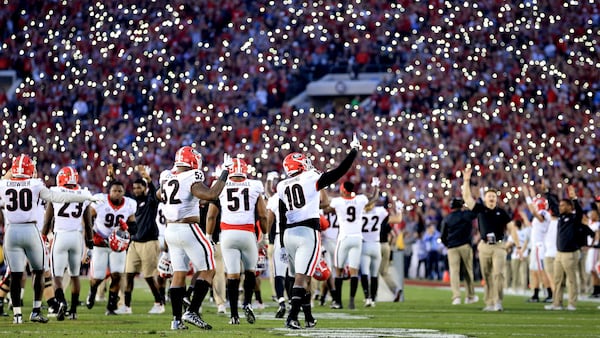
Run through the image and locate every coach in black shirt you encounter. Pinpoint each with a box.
[121,165,164,314]
[441,197,478,305]
[462,167,513,312]
[545,185,583,311]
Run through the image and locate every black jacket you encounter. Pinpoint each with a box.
[441,209,477,248]
[556,199,583,252]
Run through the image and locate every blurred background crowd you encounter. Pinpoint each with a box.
[0,0,599,280]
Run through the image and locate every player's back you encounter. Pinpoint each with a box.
[362,206,388,242]
[0,178,46,224]
[160,169,204,222]
[50,186,91,232]
[276,170,321,224]
[330,194,369,237]
[219,178,264,230]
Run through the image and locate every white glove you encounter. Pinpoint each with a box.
[258,234,269,248]
[371,177,380,187]
[222,153,233,170]
[266,171,279,181]
[350,132,362,150]
[395,200,404,213]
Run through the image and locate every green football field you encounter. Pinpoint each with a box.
[2,278,600,337]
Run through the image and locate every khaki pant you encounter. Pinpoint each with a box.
[448,243,475,300]
[510,258,528,293]
[379,242,398,292]
[212,243,226,307]
[552,250,579,307]
[477,241,505,306]
[544,256,555,288]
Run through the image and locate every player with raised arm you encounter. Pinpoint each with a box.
[158,146,231,330]
[277,133,361,329]
[41,167,94,321]
[329,178,379,309]
[0,154,98,324]
[206,157,269,325]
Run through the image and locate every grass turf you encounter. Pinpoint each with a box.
[1,278,600,337]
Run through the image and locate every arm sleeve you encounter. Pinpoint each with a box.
[440,218,448,246]
[545,191,560,216]
[39,187,92,204]
[278,199,288,248]
[316,148,357,190]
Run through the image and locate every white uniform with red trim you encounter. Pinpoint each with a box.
[0,178,91,272]
[218,178,263,274]
[160,169,215,272]
[89,193,136,278]
[0,178,47,272]
[529,209,551,271]
[330,194,369,270]
[276,169,322,276]
[49,186,90,277]
[360,206,387,277]
[267,194,288,278]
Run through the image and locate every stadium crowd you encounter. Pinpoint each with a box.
[0,0,600,321]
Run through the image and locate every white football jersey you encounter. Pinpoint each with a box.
[276,169,321,224]
[266,194,281,234]
[159,169,204,222]
[218,178,264,230]
[322,209,339,241]
[330,194,369,237]
[0,178,47,225]
[156,201,167,235]
[50,186,91,232]
[91,193,136,238]
[529,209,551,248]
[361,206,388,243]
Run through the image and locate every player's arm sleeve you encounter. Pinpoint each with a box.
[41,203,54,237]
[316,148,358,190]
[278,199,288,248]
[39,186,93,204]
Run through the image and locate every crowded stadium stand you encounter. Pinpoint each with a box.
[0,0,599,220]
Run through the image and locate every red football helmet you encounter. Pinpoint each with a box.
[11,154,35,179]
[109,228,131,252]
[57,166,79,187]
[283,152,312,176]
[229,158,248,177]
[312,256,331,281]
[533,197,548,211]
[174,146,202,169]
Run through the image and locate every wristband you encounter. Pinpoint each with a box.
[525,197,533,204]
[219,170,229,182]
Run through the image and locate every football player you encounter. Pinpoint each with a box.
[519,185,553,303]
[42,166,94,320]
[277,133,361,329]
[206,157,268,325]
[86,180,136,315]
[0,154,98,324]
[359,192,400,307]
[328,178,379,309]
[158,146,232,330]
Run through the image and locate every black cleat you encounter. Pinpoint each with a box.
[57,302,67,321]
[86,292,95,309]
[275,303,286,318]
[285,318,302,330]
[30,312,49,323]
